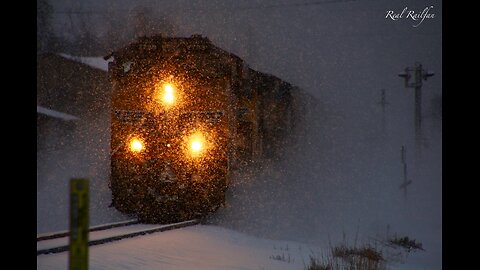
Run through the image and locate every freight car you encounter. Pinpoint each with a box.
[105,34,308,223]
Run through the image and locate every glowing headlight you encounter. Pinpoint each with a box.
[164,84,175,103]
[156,83,176,106]
[186,132,207,157]
[129,137,145,153]
[191,139,203,153]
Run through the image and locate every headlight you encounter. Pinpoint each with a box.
[156,83,176,106]
[185,131,208,158]
[163,84,175,104]
[128,137,145,153]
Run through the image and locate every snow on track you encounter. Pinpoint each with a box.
[37,220,199,256]
[37,219,140,241]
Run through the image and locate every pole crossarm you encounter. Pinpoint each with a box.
[398,62,434,88]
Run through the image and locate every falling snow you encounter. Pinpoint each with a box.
[37,0,442,269]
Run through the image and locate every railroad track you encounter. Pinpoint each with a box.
[37,219,200,256]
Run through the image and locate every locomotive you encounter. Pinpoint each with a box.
[105,34,308,223]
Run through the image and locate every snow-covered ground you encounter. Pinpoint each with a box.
[37,224,425,270]
[37,225,323,270]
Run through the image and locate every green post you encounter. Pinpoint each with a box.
[69,178,89,270]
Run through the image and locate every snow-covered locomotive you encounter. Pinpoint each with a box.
[106,35,308,223]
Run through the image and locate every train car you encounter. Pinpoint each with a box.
[105,34,308,223]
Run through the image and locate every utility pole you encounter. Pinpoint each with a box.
[398,62,434,158]
[399,145,412,199]
[378,89,389,134]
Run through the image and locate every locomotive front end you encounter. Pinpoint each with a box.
[108,36,232,223]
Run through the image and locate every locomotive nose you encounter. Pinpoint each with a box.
[157,162,177,183]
